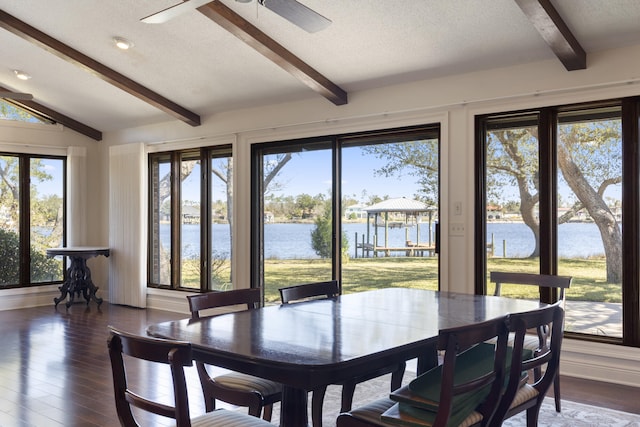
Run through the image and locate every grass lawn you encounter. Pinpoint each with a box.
[262,256,620,303]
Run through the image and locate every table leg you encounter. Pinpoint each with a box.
[53,257,103,309]
[81,261,103,306]
[280,386,308,427]
[53,282,70,308]
[416,342,439,375]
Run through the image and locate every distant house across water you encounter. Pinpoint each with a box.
[345,204,368,220]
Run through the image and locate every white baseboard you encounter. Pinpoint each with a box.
[0,285,61,311]
[561,338,640,387]
[146,287,192,314]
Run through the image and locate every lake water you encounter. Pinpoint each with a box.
[166,221,609,259]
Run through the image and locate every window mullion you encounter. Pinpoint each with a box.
[538,108,557,303]
[18,156,30,285]
[201,149,212,292]
[621,97,640,346]
[171,153,182,289]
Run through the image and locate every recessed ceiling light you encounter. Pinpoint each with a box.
[13,70,31,80]
[113,37,134,50]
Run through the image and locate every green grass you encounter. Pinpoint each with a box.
[185,256,620,304]
[263,256,621,303]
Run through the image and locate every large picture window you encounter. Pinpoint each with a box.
[148,146,232,291]
[476,98,640,346]
[0,153,65,287]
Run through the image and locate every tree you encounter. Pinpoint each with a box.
[0,100,47,123]
[361,140,439,205]
[487,129,541,256]
[311,200,348,259]
[487,119,622,283]
[557,121,622,283]
[294,193,317,219]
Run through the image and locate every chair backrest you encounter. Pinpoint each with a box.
[490,272,572,300]
[490,302,565,426]
[107,326,194,427]
[187,288,261,319]
[279,280,340,304]
[432,316,510,427]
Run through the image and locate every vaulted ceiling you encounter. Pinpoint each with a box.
[2,0,640,141]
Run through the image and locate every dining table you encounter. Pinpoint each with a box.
[146,288,545,426]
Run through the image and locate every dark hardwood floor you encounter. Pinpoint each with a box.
[0,302,638,426]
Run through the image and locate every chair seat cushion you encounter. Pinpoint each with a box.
[346,397,397,425]
[192,408,273,426]
[215,372,282,396]
[391,342,496,412]
[381,401,482,427]
[508,383,539,409]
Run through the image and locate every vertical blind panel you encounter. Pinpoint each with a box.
[66,146,87,246]
[108,143,147,307]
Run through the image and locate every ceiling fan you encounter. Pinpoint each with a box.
[141,0,331,33]
[0,91,33,101]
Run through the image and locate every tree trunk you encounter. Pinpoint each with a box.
[558,144,622,283]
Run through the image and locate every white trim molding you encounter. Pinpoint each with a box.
[561,338,640,387]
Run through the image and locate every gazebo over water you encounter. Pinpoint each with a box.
[359,197,437,257]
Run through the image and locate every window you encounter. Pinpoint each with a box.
[476,98,640,346]
[148,146,232,291]
[252,125,440,303]
[0,153,65,287]
[1,100,53,124]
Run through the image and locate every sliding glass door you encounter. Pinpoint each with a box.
[252,125,440,302]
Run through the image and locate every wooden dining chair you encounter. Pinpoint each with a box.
[490,271,571,412]
[186,289,282,421]
[489,302,565,427]
[336,315,510,427]
[107,326,272,427]
[279,280,406,427]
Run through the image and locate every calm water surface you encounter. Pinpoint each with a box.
[165,222,609,259]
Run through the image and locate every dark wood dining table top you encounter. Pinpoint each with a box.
[146,288,544,426]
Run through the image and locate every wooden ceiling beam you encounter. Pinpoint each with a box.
[197,1,347,106]
[514,0,586,71]
[1,86,102,141]
[0,9,201,126]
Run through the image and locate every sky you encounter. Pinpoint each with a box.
[265,147,422,202]
[29,158,64,197]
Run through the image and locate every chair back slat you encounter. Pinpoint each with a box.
[490,271,571,300]
[279,280,340,304]
[188,288,261,319]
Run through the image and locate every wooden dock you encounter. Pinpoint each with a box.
[355,242,435,257]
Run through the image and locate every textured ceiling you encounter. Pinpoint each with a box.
[1,0,640,135]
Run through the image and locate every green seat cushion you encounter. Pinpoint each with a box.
[390,342,497,412]
[388,341,529,427]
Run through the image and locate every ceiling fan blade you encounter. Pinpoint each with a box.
[141,0,213,23]
[259,0,331,33]
[0,91,33,101]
